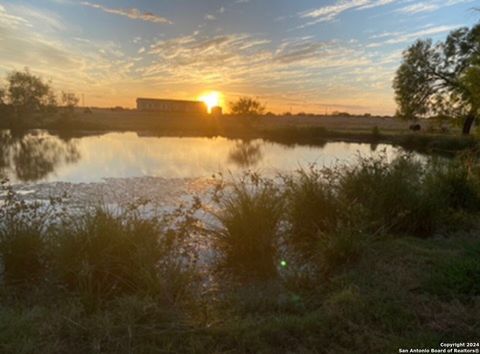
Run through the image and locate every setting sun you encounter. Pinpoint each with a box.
[198,91,222,113]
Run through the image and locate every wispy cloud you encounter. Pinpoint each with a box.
[367,25,460,47]
[80,2,172,24]
[5,4,66,31]
[396,2,439,14]
[0,4,30,28]
[299,0,399,27]
[395,0,474,14]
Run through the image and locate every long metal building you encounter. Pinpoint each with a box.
[136,98,207,114]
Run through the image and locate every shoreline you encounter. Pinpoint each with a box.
[5,128,478,159]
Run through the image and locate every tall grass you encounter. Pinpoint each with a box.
[54,209,169,299]
[0,182,197,308]
[282,166,339,261]
[425,155,480,213]
[2,153,479,291]
[282,166,371,276]
[279,152,480,278]
[209,173,284,281]
[336,154,438,236]
[0,180,64,286]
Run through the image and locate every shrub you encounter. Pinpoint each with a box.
[210,173,283,281]
[53,208,188,300]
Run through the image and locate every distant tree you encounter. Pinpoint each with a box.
[6,68,57,119]
[331,111,351,117]
[61,91,79,114]
[229,97,265,116]
[393,23,480,134]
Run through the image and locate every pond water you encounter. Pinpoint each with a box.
[1,130,404,184]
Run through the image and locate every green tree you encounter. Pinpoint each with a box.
[229,97,266,116]
[393,23,480,134]
[7,69,57,119]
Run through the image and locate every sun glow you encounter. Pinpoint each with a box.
[199,91,222,113]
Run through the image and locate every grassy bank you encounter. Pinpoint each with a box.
[1,154,480,353]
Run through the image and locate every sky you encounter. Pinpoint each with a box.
[0,0,478,115]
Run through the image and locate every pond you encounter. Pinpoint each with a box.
[0,130,404,184]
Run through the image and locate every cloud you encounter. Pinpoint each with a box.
[396,2,439,14]
[0,4,30,28]
[142,31,374,91]
[299,0,399,27]
[367,25,460,47]
[80,2,172,24]
[4,4,66,31]
[395,0,475,14]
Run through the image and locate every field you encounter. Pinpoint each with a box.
[68,109,441,134]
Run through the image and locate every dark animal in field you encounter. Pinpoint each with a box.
[409,124,421,131]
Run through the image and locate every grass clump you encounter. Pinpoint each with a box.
[210,173,284,281]
[282,167,368,276]
[53,208,194,302]
[0,180,63,286]
[283,166,339,261]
